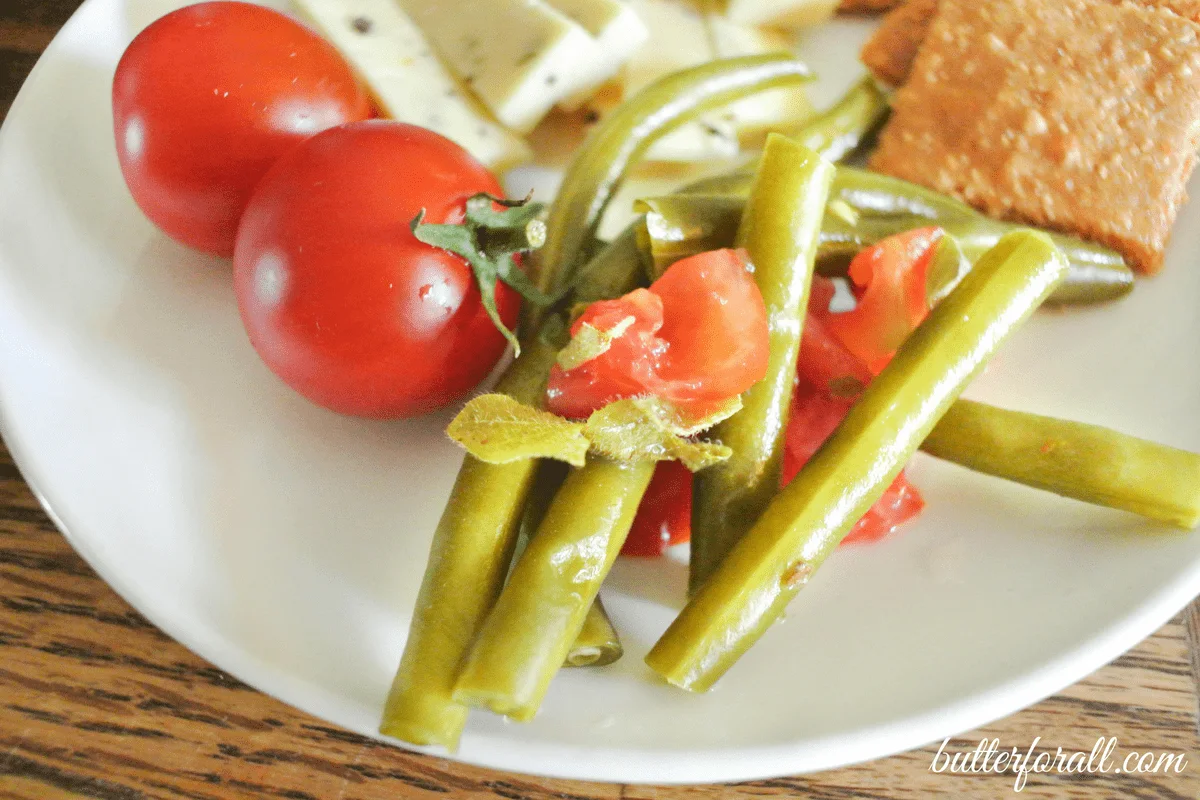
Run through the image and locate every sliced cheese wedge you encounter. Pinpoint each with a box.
[399,0,594,133]
[705,14,813,146]
[624,0,738,162]
[546,0,649,109]
[293,0,530,170]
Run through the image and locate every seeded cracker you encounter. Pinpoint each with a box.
[869,0,1200,274]
[861,0,1200,87]
[860,0,937,86]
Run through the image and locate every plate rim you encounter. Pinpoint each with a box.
[1,0,1199,784]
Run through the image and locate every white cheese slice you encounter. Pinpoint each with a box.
[646,119,740,162]
[399,0,596,133]
[623,0,739,162]
[292,0,531,170]
[546,0,649,109]
[722,0,838,29]
[704,13,813,146]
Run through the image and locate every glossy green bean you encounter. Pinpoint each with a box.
[379,338,557,749]
[637,173,1133,303]
[568,598,624,667]
[645,231,1069,691]
[634,194,744,281]
[922,400,1200,529]
[570,224,649,305]
[792,75,889,162]
[532,54,814,316]
[379,229,644,749]
[689,136,834,594]
[453,457,656,720]
[516,460,625,668]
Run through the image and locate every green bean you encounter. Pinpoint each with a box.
[689,135,834,594]
[516,460,625,668]
[921,400,1200,529]
[453,457,656,720]
[532,54,814,316]
[634,195,745,281]
[792,76,889,162]
[645,231,1069,691]
[829,170,1132,296]
[379,338,557,749]
[570,224,649,305]
[568,598,624,667]
[636,174,1133,303]
[379,229,644,749]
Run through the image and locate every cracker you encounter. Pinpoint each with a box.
[870,0,1200,273]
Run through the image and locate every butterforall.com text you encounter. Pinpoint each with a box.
[929,736,1189,791]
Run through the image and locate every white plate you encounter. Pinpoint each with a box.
[2,0,1199,785]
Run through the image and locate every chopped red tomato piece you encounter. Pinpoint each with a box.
[782,380,924,545]
[613,235,942,560]
[799,279,874,400]
[547,249,769,419]
[821,227,942,374]
[843,472,925,545]
[621,461,693,557]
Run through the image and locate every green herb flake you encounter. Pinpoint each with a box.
[447,394,589,467]
[585,400,732,471]
[630,395,743,437]
[556,316,636,371]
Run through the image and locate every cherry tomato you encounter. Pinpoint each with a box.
[547,249,769,418]
[622,461,693,557]
[822,227,943,373]
[113,2,371,256]
[233,121,519,418]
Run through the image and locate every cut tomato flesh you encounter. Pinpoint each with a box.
[620,460,693,557]
[821,226,942,373]
[546,249,769,419]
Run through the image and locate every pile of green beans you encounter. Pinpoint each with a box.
[382,53,818,748]
[690,135,835,594]
[635,171,1135,305]
[384,57,1200,739]
[647,231,1070,690]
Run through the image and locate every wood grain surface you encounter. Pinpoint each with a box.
[1,2,1199,797]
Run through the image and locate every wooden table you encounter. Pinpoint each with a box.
[1,2,1198,797]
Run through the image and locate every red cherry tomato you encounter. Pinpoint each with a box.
[547,249,770,418]
[822,227,942,373]
[113,2,371,256]
[622,461,693,557]
[233,121,519,418]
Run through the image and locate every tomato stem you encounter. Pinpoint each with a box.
[411,193,554,354]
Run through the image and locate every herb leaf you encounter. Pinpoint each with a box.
[446,394,589,467]
[556,316,636,370]
[585,400,732,471]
